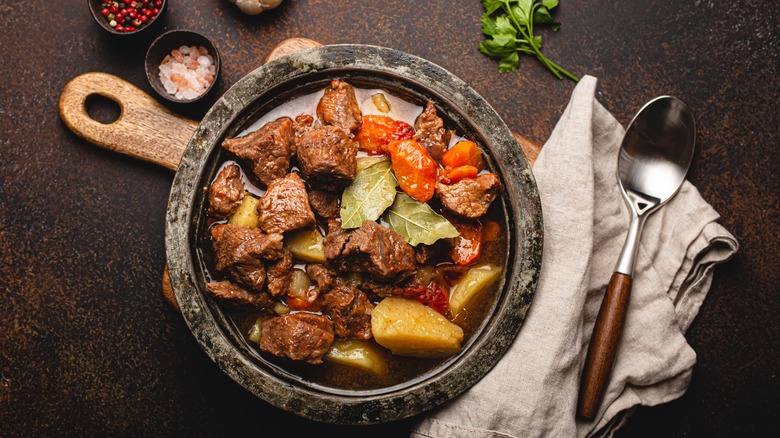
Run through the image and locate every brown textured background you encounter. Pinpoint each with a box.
[1,0,778,436]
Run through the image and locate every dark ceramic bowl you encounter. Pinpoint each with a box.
[145,29,221,104]
[88,0,166,36]
[165,44,542,425]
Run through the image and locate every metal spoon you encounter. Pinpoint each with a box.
[576,96,696,420]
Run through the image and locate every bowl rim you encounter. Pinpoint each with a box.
[144,29,221,104]
[165,44,543,425]
[87,0,166,36]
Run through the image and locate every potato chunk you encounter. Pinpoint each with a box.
[288,269,313,296]
[325,339,388,376]
[448,264,502,321]
[247,316,265,344]
[227,194,260,228]
[372,297,463,358]
[284,229,326,263]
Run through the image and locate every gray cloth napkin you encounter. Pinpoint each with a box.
[412,75,739,438]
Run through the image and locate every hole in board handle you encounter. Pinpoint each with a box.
[85,94,121,125]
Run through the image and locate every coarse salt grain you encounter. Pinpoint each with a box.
[158,45,216,100]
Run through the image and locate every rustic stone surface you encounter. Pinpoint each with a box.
[0,0,777,436]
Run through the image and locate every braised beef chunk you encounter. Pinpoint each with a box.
[435,173,502,219]
[324,220,417,281]
[413,100,447,162]
[259,313,334,364]
[306,263,338,292]
[308,189,340,219]
[213,224,284,291]
[414,241,449,265]
[357,279,397,299]
[322,285,374,340]
[434,264,469,288]
[214,224,285,263]
[221,117,295,187]
[218,252,266,293]
[257,172,315,234]
[297,125,358,191]
[206,280,275,311]
[293,114,315,141]
[316,79,362,134]
[326,217,343,235]
[266,249,294,297]
[207,163,245,220]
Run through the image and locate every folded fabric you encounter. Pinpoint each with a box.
[411,75,738,438]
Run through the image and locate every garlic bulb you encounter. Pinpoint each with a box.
[227,0,283,15]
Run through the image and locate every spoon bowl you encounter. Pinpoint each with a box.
[619,96,696,209]
[577,96,696,420]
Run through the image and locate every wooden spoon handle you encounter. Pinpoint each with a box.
[577,272,632,420]
[58,72,198,171]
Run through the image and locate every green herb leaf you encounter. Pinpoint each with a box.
[340,161,397,229]
[499,52,520,73]
[534,6,560,30]
[481,14,497,35]
[494,14,517,36]
[479,0,578,81]
[481,0,505,15]
[514,1,532,26]
[384,193,460,247]
[479,37,516,59]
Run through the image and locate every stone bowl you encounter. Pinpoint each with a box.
[165,44,543,425]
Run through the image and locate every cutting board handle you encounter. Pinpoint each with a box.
[58,72,198,172]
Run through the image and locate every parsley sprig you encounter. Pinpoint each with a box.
[479,0,578,82]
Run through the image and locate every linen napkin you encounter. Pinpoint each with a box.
[411,75,738,438]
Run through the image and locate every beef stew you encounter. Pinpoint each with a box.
[198,79,509,390]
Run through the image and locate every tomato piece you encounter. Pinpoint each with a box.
[286,291,321,312]
[355,115,414,155]
[449,219,483,266]
[439,165,479,184]
[286,296,314,311]
[384,139,438,202]
[442,140,485,170]
[399,282,449,315]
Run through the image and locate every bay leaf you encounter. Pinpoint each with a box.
[384,192,460,246]
[340,160,398,229]
[356,155,390,174]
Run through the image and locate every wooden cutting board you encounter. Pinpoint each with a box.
[58,38,542,311]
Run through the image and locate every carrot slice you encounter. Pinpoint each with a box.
[439,165,479,184]
[442,140,484,170]
[384,139,438,202]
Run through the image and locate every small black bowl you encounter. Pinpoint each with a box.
[145,30,221,104]
[88,0,166,36]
